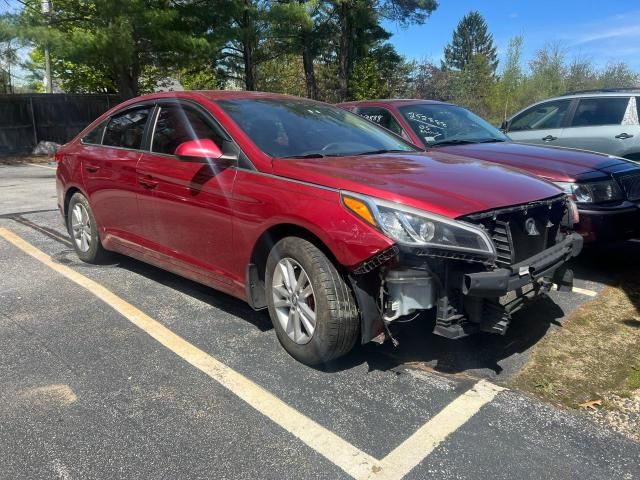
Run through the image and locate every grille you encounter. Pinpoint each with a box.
[617,171,640,201]
[491,220,514,267]
[463,197,567,267]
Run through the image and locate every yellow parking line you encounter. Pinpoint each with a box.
[552,284,598,297]
[376,380,504,480]
[0,226,503,480]
[28,163,57,170]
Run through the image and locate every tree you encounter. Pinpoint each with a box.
[525,43,566,101]
[565,57,598,93]
[598,62,640,89]
[269,1,335,99]
[494,36,524,121]
[0,14,20,93]
[18,0,211,98]
[443,11,498,74]
[450,54,496,118]
[331,0,437,101]
[413,59,451,101]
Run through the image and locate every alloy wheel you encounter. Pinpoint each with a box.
[271,257,317,345]
[71,203,91,252]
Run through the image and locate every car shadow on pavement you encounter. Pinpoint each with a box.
[114,255,274,333]
[322,295,566,380]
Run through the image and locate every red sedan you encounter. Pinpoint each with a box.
[56,91,582,365]
[339,99,640,243]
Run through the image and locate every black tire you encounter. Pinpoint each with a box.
[265,237,360,365]
[66,192,110,264]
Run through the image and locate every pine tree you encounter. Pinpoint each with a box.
[443,11,498,73]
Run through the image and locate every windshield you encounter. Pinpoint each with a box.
[398,104,509,147]
[217,98,418,158]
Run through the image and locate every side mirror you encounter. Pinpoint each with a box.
[500,120,509,133]
[175,139,223,162]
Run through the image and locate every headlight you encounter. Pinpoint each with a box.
[554,180,624,203]
[341,192,496,257]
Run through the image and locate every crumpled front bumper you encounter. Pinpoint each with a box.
[462,232,584,297]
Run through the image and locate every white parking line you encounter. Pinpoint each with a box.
[28,163,57,170]
[0,226,503,480]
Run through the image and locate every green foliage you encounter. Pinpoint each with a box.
[415,35,640,125]
[17,0,212,97]
[413,60,451,101]
[351,44,414,100]
[599,62,640,89]
[493,36,524,121]
[256,54,307,96]
[5,0,640,114]
[443,11,498,73]
[449,54,496,118]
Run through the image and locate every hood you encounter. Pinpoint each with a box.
[272,151,563,218]
[436,142,629,182]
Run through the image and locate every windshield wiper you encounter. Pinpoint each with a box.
[355,149,415,156]
[281,153,327,159]
[431,138,506,147]
[429,139,478,147]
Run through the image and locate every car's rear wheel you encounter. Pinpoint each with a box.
[67,192,109,264]
[266,237,359,365]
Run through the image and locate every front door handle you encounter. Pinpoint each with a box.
[138,175,158,189]
[542,135,557,142]
[85,164,100,173]
[615,133,634,139]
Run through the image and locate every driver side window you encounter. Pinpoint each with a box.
[152,104,224,155]
[510,100,571,132]
[354,106,405,136]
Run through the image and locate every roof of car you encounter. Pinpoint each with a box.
[338,99,449,107]
[129,90,325,104]
[547,90,640,102]
[559,88,640,97]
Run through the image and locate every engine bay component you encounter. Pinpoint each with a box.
[382,268,435,322]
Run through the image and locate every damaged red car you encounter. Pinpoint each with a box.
[56,92,582,365]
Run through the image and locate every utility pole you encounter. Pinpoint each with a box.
[42,0,53,93]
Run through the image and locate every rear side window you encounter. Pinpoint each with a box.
[510,100,572,131]
[570,97,630,127]
[152,104,224,155]
[354,106,404,136]
[81,121,107,145]
[103,108,151,150]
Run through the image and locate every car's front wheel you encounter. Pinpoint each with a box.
[265,237,360,365]
[67,192,109,264]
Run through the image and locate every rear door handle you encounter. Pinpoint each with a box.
[138,175,158,189]
[615,133,634,139]
[85,164,100,173]
[542,135,557,142]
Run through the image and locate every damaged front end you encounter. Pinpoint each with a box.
[346,194,583,345]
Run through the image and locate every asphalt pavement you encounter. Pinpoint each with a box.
[0,163,638,480]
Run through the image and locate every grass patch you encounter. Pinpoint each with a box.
[512,276,640,409]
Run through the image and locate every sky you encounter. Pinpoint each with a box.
[384,0,640,70]
[2,0,640,76]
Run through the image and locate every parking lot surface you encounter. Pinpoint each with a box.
[1,164,639,479]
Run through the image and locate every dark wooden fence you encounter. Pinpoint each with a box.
[0,94,121,154]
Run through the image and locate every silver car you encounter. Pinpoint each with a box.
[503,89,640,161]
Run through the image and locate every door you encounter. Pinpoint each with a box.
[81,106,151,244]
[136,101,238,284]
[507,99,573,146]
[558,96,640,156]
